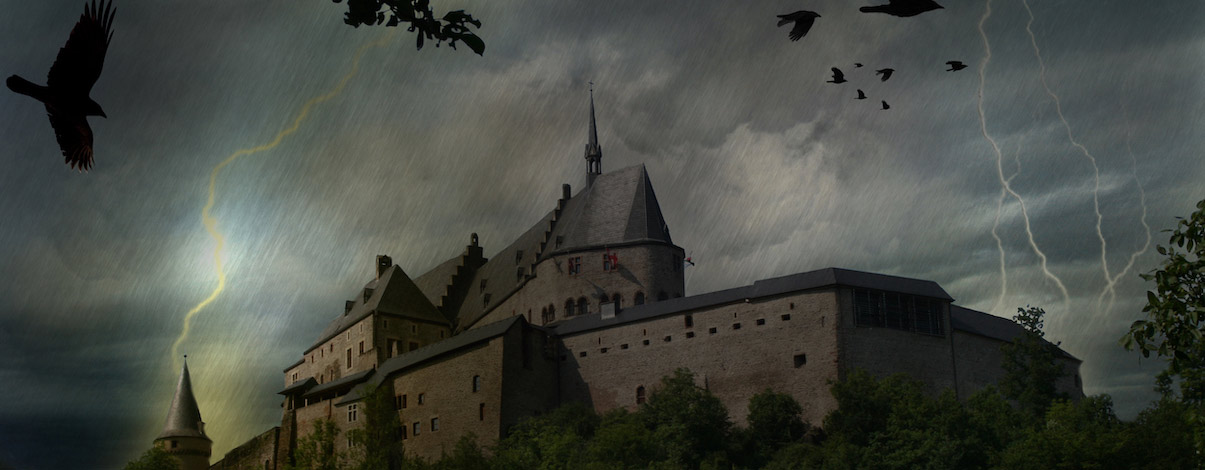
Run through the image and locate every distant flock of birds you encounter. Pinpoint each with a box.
[777,0,964,110]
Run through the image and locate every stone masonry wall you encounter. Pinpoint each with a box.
[835,288,958,395]
[952,330,1083,399]
[209,427,279,470]
[558,289,841,427]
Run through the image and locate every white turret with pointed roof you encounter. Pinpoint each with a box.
[584,84,603,185]
[153,357,212,470]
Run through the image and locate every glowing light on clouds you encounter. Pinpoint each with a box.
[171,29,399,371]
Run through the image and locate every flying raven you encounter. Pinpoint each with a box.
[777,11,821,41]
[827,68,847,84]
[860,0,944,17]
[881,100,891,110]
[946,60,967,71]
[7,0,115,172]
[856,89,867,100]
[876,68,895,81]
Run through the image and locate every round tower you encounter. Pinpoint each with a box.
[153,357,212,470]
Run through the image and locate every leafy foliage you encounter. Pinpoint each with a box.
[1122,197,1205,456]
[639,368,734,469]
[1000,305,1068,419]
[331,0,485,54]
[122,446,180,470]
[285,418,345,470]
[347,384,406,470]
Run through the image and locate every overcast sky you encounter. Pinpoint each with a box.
[1,1,1202,468]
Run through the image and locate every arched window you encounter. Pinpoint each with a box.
[635,292,645,305]
[577,297,589,315]
[612,293,621,309]
[636,385,646,405]
[565,299,575,317]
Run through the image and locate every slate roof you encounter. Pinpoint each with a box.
[422,164,678,330]
[413,254,465,310]
[950,305,1079,361]
[333,316,525,406]
[302,369,373,398]
[157,361,210,441]
[553,267,952,336]
[305,264,448,354]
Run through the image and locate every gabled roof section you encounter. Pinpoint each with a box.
[306,265,448,354]
[335,316,526,405]
[414,255,463,307]
[951,306,1079,361]
[548,164,673,254]
[156,361,210,441]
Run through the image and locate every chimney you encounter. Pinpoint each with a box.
[376,255,392,279]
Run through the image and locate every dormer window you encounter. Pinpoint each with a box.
[480,279,487,292]
[363,288,373,302]
[515,250,524,264]
[483,293,492,305]
[555,236,564,248]
[516,267,526,281]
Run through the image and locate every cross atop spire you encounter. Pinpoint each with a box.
[585,84,602,184]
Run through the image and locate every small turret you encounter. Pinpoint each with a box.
[153,357,212,470]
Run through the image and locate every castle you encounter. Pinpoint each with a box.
[206,93,1083,468]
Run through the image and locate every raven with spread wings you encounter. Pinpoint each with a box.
[7,0,115,172]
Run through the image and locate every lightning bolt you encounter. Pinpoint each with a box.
[1097,132,1151,314]
[172,30,397,371]
[1021,0,1114,296]
[989,138,1024,314]
[978,0,1071,315]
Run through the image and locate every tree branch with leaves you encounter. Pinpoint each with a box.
[332,0,484,55]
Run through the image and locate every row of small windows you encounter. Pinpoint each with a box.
[539,290,679,324]
[392,376,482,412]
[853,289,944,336]
[571,312,794,358]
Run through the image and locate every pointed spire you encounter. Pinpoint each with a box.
[157,356,210,441]
[584,82,602,183]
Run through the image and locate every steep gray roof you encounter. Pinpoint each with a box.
[547,164,673,253]
[306,265,448,354]
[433,164,676,330]
[951,306,1079,361]
[413,255,464,308]
[156,361,210,441]
[554,267,952,336]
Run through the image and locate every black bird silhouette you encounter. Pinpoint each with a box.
[855,63,864,68]
[860,0,944,17]
[777,11,821,41]
[7,0,115,172]
[827,68,846,84]
[881,100,891,110]
[946,60,967,71]
[856,89,867,100]
[876,68,894,81]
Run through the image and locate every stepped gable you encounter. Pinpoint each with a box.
[546,164,673,255]
[414,256,464,308]
[305,264,447,354]
[157,361,210,441]
[450,211,556,329]
[951,305,1079,360]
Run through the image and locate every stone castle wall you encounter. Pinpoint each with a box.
[209,427,278,470]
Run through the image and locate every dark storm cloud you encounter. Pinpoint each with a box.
[1,0,1202,468]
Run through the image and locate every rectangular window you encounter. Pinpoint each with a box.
[346,349,352,369]
[854,288,944,336]
[684,315,693,328]
[709,327,717,334]
[347,403,358,422]
[413,422,420,436]
[402,394,408,409]
[781,314,791,321]
[794,354,807,368]
[431,417,440,432]
[359,341,364,354]
[401,425,407,440]
[642,339,650,346]
[292,372,298,382]
[685,332,695,338]
[732,323,741,330]
[394,395,403,410]
[479,403,485,421]
[620,344,629,350]
[515,250,524,264]
[568,257,582,275]
[756,318,766,326]
[418,393,425,405]
[473,375,482,392]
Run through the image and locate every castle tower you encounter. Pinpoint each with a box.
[584,85,602,185]
[154,358,212,470]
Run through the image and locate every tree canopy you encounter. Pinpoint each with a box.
[332,0,484,55]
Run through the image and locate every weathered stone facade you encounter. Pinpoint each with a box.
[214,96,1084,468]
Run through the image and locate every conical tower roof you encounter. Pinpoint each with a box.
[156,359,210,441]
